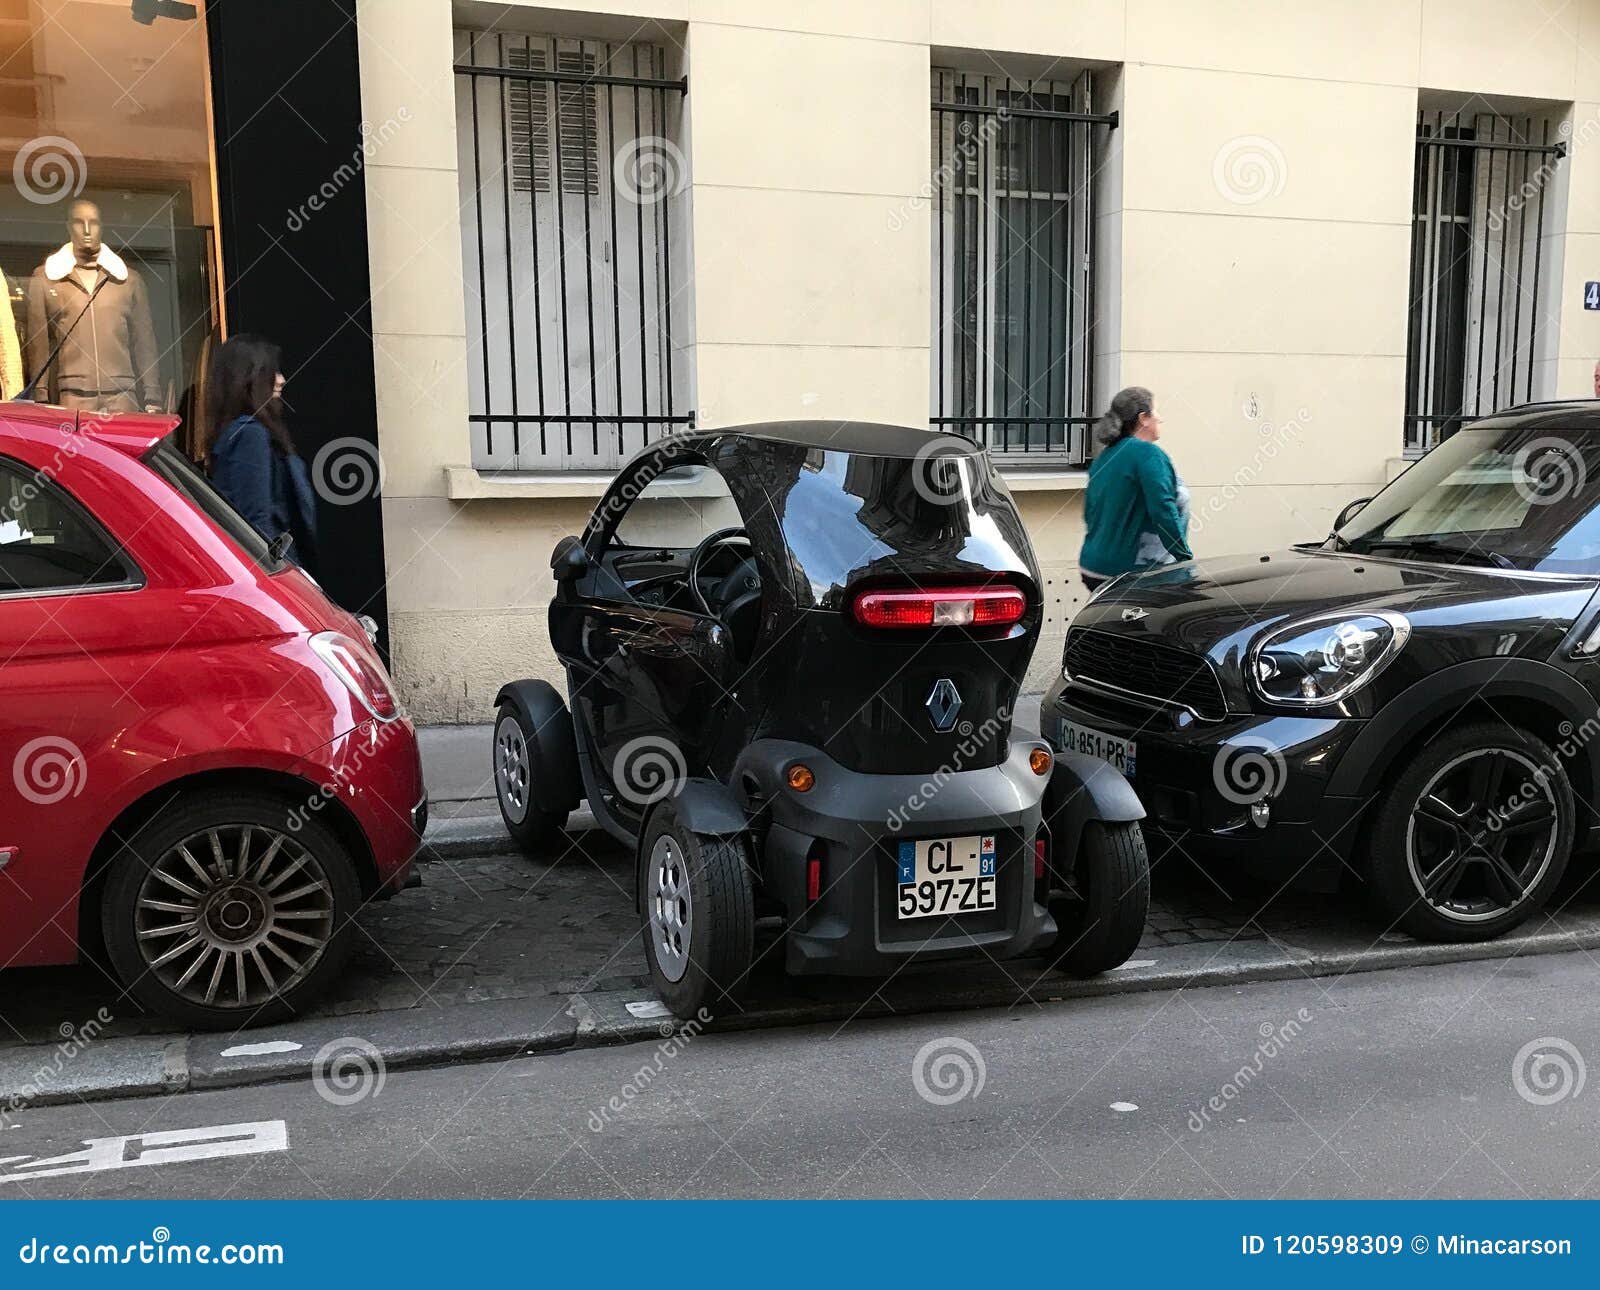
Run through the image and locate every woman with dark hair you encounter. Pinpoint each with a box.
[1078,385,1190,591]
[206,334,317,570]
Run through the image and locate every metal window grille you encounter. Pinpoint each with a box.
[1405,109,1564,455]
[930,69,1113,467]
[455,32,692,472]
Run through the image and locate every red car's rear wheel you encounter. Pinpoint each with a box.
[102,791,361,1028]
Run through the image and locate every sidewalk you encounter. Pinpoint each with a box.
[5,705,1600,1109]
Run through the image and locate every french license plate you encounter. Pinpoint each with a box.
[1059,720,1137,777]
[896,834,997,919]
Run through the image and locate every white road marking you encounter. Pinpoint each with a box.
[1110,1102,1139,1113]
[219,1040,304,1057]
[0,1121,288,1183]
[1110,959,1158,970]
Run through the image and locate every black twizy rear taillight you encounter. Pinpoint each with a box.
[851,583,1027,630]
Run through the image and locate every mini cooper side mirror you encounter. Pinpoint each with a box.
[551,536,590,581]
[1333,497,1371,531]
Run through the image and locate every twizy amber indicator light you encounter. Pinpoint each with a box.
[1029,747,1052,776]
[852,584,1027,629]
[786,764,816,792]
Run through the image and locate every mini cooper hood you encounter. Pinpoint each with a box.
[1077,549,1596,673]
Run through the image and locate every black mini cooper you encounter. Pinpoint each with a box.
[1044,401,1600,942]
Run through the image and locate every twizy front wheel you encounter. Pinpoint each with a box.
[1366,721,1572,942]
[1044,820,1151,975]
[638,798,754,1018]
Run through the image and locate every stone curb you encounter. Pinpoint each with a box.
[6,917,1599,1114]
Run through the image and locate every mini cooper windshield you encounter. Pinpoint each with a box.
[1334,419,1600,574]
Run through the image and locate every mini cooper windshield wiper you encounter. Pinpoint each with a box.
[1360,538,1517,569]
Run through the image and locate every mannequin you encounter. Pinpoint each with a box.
[25,199,160,412]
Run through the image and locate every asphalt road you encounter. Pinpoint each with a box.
[5,952,1600,1199]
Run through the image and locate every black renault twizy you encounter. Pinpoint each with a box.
[491,422,1151,1017]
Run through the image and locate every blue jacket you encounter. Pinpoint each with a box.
[210,415,318,568]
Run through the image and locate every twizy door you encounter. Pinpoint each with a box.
[552,452,749,829]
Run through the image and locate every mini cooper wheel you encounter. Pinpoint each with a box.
[1367,721,1573,942]
[1043,820,1151,975]
[495,703,569,852]
[101,792,361,1029]
[638,799,753,1019]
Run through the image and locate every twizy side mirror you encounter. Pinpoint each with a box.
[1333,497,1371,531]
[551,536,590,582]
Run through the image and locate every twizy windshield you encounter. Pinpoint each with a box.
[1334,420,1600,575]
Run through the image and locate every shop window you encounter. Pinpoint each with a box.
[0,1,221,447]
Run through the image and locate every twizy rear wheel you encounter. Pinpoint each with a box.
[494,703,569,852]
[1044,821,1151,975]
[1366,721,1572,942]
[638,798,754,1019]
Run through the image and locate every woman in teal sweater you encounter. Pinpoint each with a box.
[1079,386,1191,590]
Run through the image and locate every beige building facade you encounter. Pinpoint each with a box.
[356,0,1600,724]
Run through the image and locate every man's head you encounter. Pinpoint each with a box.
[67,199,102,262]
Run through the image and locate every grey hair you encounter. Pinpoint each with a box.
[1094,386,1154,446]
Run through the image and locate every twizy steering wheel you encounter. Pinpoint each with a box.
[687,526,754,617]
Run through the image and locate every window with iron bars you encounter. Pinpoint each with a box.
[454,32,692,472]
[1404,108,1565,456]
[929,68,1111,468]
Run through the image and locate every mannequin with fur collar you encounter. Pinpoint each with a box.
[24,199,160,412]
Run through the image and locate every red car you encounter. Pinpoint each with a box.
[0,403,424,1028]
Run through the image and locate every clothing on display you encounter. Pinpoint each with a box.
[25,235,160,413]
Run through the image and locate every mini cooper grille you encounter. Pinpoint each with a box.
[1064,628,1227,721]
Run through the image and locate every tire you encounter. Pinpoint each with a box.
[494,704,568,852]
[1366,720,1573,942]
[101,791,362,1029]
[638,799,754,1019]
[1043,820,1151,975]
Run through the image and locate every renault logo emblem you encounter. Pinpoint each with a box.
[1121,607,1147,622]
[926,678,962,732]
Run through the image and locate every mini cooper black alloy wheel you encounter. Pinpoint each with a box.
[135,825,335,1009]
[495,714,531,825]
[647,833,693,983]
[1405,748,1559,923]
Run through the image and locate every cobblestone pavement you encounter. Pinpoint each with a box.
[5,816,1597,1051]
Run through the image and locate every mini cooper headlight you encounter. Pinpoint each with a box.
[1250,611,1410,706]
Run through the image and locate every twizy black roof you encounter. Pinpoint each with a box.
[660,419,987,459]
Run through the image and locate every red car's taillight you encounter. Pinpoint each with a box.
[851,584,1028,629]
[310,631,400,722]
